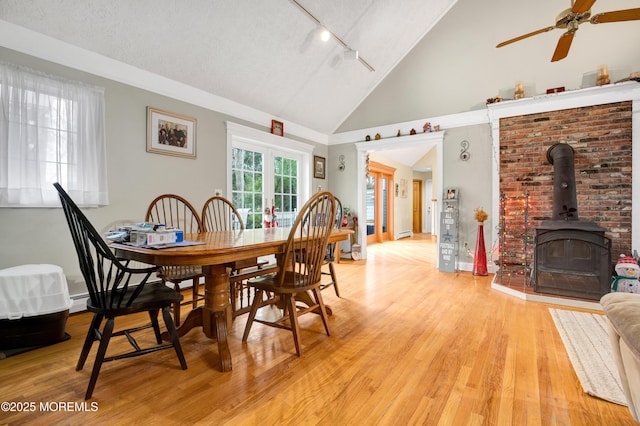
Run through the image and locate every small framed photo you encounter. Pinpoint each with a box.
[271,119,284,136]
[147,107,196,159]
[445,187,457,200]
[400,178,408,198]
[314,155,326,179]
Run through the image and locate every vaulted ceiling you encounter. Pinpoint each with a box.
[0,0,457,135]
[1,0,638,144]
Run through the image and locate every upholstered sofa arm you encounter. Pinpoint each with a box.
[601,292,640,422]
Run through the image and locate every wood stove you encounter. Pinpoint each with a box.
[531,143,611,300]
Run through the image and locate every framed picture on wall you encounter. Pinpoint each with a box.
[400,178,408,198]
[314,155,326,179]
[146,107,197,159]
[271,119,284,136]
[445,187,457,200]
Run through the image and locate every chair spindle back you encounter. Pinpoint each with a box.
[280,192,336,288]
[54,183,159,310]
[145,194,202,234]
[201,196,244,231]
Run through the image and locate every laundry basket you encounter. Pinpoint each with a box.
[0,264,73,349]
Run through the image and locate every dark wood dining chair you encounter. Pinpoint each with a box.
[54,183,187,400]
[319,196,343,297]
[242,191,336,356]
[146,194,204,326]
[201,195,274,318]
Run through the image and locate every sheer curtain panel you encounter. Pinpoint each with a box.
[0,62,108,207]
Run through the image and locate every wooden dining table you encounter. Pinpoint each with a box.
[112,227,352,372]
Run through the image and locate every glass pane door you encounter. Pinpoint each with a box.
[366,161,395,243]
[232,147,264,229]
[381,177,388,233]
[232,147,301,229]
[366,175,375,236]
[273,155,298,227]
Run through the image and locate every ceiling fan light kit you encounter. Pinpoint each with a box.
[496,0,640,62]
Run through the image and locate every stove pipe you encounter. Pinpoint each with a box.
[546,143,578,221]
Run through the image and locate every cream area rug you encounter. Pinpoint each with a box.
[549,308,627,406]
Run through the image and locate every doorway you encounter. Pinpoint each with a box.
[355,131,444,260]
[366,161,395,243]
[412,180,422,233]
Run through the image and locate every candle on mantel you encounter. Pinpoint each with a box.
[514,82,525,99]
[597,64,610,86]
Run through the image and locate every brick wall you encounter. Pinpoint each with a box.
[499,101,633,267]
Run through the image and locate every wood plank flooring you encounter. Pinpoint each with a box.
[0,235,635,425]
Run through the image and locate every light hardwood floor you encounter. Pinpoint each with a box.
[0,235,635,425]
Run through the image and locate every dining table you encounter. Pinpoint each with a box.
[112,227,352,372]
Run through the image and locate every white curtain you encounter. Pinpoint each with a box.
[0,61,108,207]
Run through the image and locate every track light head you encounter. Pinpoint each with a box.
[344,49,359,61]
[320,28,331,42]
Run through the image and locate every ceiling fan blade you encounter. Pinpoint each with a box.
[572,0,597,14]
[551,31,575,62]
[496,26,556,48]
[591,8,640,24]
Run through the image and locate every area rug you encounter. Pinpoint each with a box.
[549,308,627,406]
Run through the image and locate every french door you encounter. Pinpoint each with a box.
[366,161,395,243]
[231,145,302,229]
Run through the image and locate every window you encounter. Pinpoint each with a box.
[273,155,298,226]
[0,62,107,207]
[227,122,312,229]
[232,146,264,229]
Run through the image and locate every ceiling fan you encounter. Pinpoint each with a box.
[496,0,640,62]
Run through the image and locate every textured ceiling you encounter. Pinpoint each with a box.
[0,0,457,135]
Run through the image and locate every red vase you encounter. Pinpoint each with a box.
[473,222,488,276]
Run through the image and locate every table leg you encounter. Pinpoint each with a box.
[203,265,232,371]
[161,264,232,372]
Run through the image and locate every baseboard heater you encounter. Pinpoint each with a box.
[396,231,412,239]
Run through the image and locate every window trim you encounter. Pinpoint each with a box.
[226,121,313,207]
[0,61,107,208]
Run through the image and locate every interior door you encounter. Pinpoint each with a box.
[366,161,395,243]
[425,180,433,234]
[412,180,422,233]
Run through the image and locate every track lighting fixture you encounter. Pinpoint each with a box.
[290,0,375,72]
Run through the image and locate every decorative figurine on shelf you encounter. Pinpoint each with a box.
[410,128,417,135]
[514,82,525,99]
[397,129,401,137]
[365,135,371,141]
[423,122,431,133]
[611,254,640,293]
[375,133,381,140]
[342,207,351,227]
[597,64,610,86]
[270,204,278,228]
[263,205,272,228]
[473,207,488,276]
